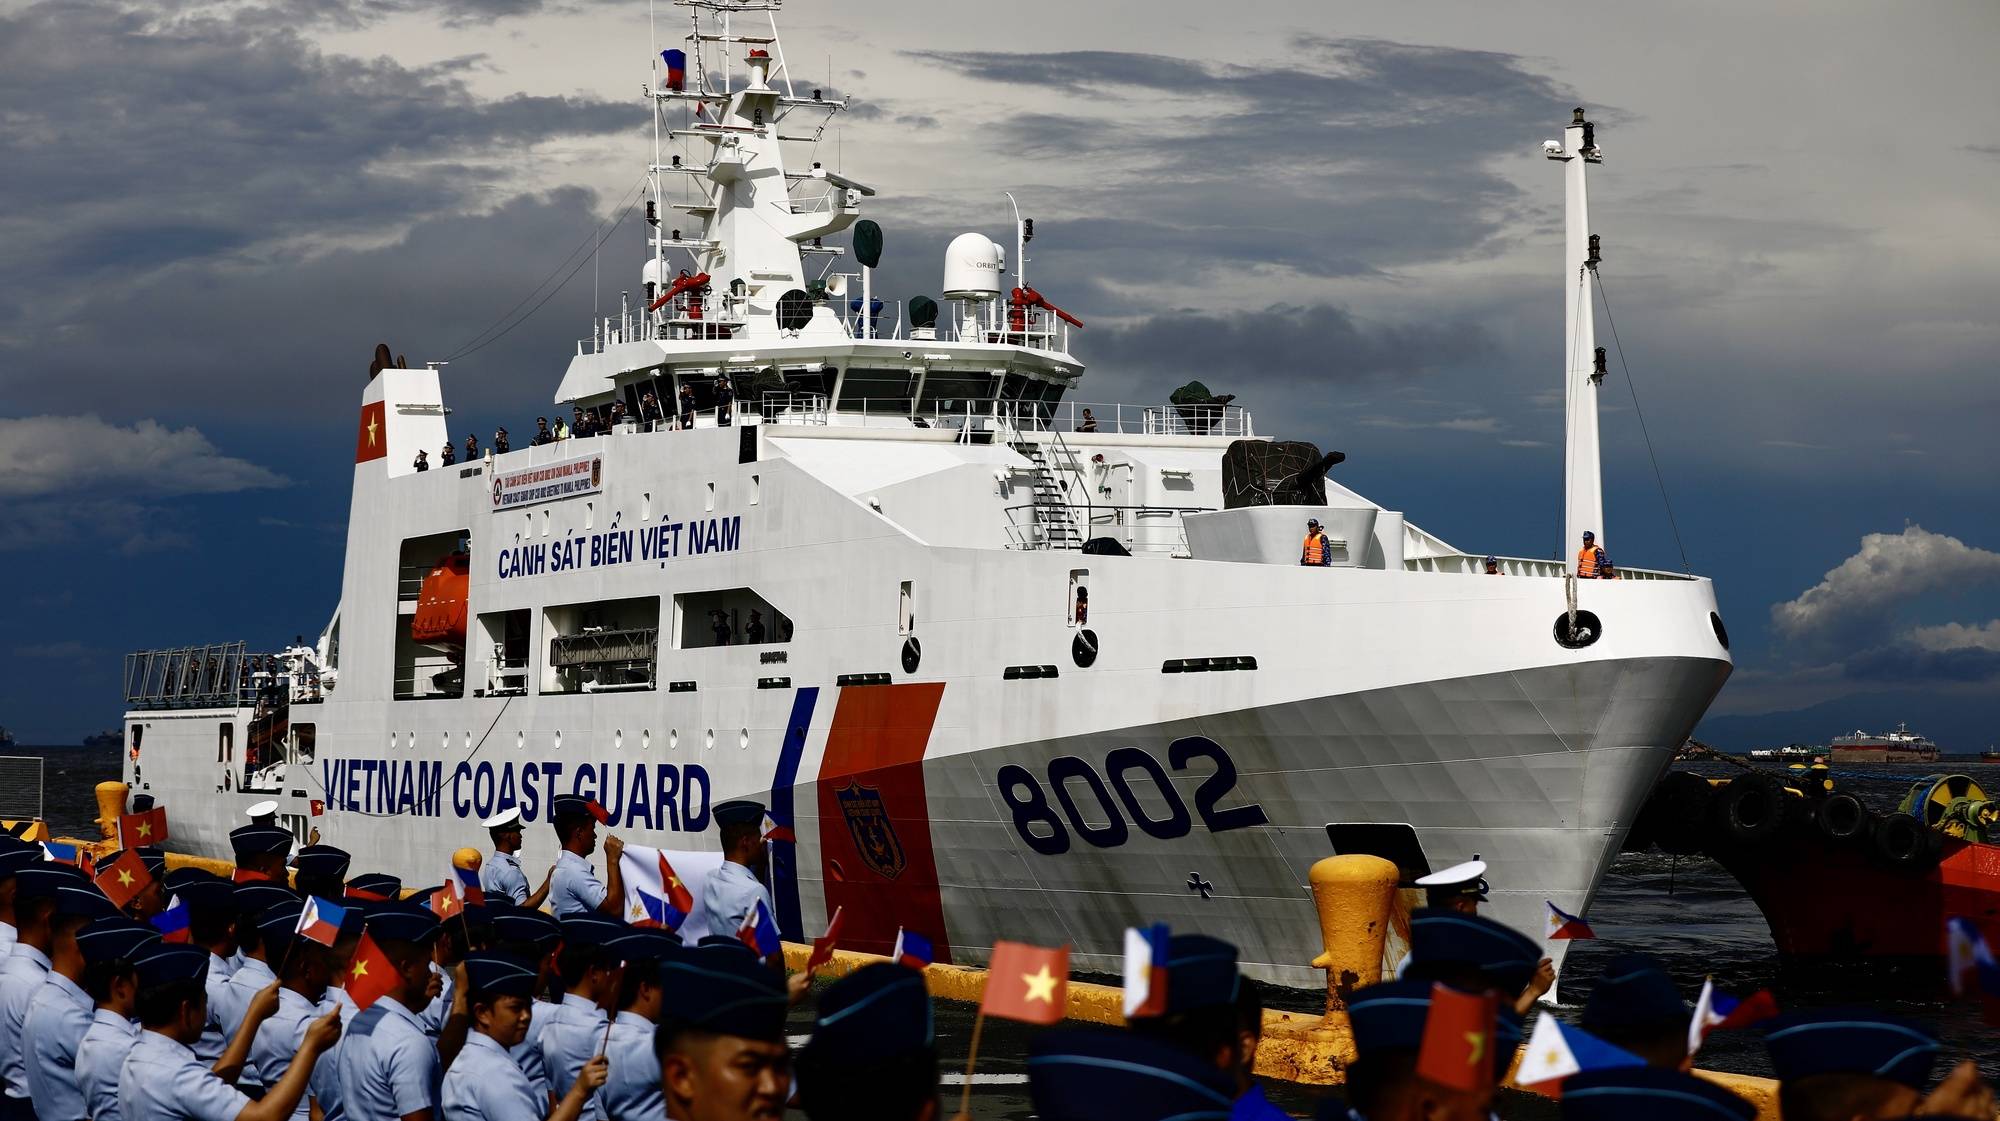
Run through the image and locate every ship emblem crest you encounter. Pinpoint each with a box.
[836,779,905,880]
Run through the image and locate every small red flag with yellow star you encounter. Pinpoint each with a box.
[1416,983,1499,1094]
[93,849,152,910]
[981,941,1069,1025]
[117,807,169,850]
[345,931,398,1010]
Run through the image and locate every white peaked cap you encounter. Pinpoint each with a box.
[482,808,525,829]
[245,800,279,818]
[1414,858,1487,887]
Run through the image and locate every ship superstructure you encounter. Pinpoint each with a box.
[115,2,1732,987]
[1829,723,1941,765]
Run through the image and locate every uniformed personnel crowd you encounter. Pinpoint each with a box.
[0,794,1991,1121]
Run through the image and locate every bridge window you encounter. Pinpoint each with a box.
[676,588,792,649]
[477,610,531,696]
[544,596,661,694]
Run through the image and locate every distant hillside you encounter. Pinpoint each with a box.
[1697,689,1994,754]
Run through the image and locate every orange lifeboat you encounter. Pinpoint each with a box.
[410,552,469,656]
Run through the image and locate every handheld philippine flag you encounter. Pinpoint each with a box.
[1417,983,1501,1094]
[344,931,398,1010]
[891,927,935,971]
[760,810,796,844]
[1513,1012,1645,1094]
[449,860,485,908]
[40,841,79,865]
[93,848,152,910]
[1122,923,1171,1019]
[981,940,1069,1025]
[117,807,169,850]
[1545,901,1596,940]
[737,899,781,957]
[151,896,192,944]
[807,907,844,975]
[1945,916,2000,998]
[661,48,687,92]
[1687,976,1780,1057]
[296,896,347,948]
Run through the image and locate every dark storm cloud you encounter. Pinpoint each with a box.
[1085,303,1489,387]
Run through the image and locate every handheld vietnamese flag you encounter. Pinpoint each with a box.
[1122,923,1171,1018]
[632,853,697,930]
[234,867,275,885]
[806,907,844,975]
[118,807,169,850]
[1545,901,1596,940]
[1513,1012,1645,1094]
[345,931,398,1010]
[296,896,347,948]
[151,896,192,944]
[93,848,152,910]
[981,941,1069,1025]
[891,928,935,971]
[429,884,464,920]
[661,49,687,92]
[1687,977,1779,1057]
[585,800,612,825]
[737,899,781,957]
[1417,984,1501,1094]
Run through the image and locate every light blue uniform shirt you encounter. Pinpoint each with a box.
[119,1029,252,1121]
[76,1008,141,1121]
[0,921,15,958]
[697,860,774,938]
[336,996,438,1121]
[218,955,278,1087]
[509,999,560,1102]
[194,951,237,1063]
[600,1011,664,1121]
[23,971,94,1121]
[536,993,607,1121]
[251,987,339,1121]
[442,1030,545,1121]
[0,943,51,1102]
[550,851,606,918]
[327,985,361,1026]
[479,852,529,905]
[419,962,455,1038]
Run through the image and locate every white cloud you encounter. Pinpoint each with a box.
[1904,619,2000,653]
[0,415,289,499]
[1770,524,2000,642]
[1360,414,1504,433]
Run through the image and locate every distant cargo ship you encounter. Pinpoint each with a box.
[82,729,122,748]
[0,726,13,748]
[1829,723,1939,764]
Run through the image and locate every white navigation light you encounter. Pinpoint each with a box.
[641,258,667,291]
[943,232,1004,301]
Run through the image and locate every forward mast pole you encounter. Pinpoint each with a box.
[1552,108,1605,571]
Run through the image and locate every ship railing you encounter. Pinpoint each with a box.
[1402,553,1697,580]
[0,756,43,823]
[1002,503,1212,555]
[994,400,1254,439]
[394,656,462,701]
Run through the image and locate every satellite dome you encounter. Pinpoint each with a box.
[943,232,1003,301]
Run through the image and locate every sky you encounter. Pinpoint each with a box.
[1,0,1996,748]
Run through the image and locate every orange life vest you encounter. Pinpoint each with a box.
[1577,545,1601,578]
[1303,533,1327,566]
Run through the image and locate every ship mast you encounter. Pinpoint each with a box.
[1548,108,1604,569]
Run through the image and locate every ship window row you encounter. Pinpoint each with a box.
[592,364,1068,422]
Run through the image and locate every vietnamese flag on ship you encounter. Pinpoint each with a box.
[345,932,398,1010]
[981,941,1069,1025]
[355,401,387,463]
[118,807,169,850]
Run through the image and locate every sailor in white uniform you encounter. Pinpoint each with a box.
[440,953,605,1121]
[546,797,623,919]
[1413,858,1488,915]
[478,810,551,909]
[696,800,777,963]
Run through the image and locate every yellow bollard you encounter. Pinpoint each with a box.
[1307,854,1400,1012]
[94,782,129,842]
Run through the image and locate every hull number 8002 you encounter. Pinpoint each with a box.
[996,736,1270,856]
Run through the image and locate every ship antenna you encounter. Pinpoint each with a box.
[1546,107,1605,570]
[1005,190,1025,293]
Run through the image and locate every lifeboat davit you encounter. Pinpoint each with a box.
[410,552,469,656]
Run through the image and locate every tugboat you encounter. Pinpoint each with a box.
[1828,722,1940,764]
[1633,768,2000,964]
[105,2,1735,987]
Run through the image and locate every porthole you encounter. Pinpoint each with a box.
[515,731,525,750]
[1072,629,1100,668]
[554,730,563,751]
[739,728,750,750]
[614,729,624,750]
[1553,610,1604,649]
[642,730,651,751]
[670,729,678,751]
[705,729,715,751]
[1710,612,1730,650]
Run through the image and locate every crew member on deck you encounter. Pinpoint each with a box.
[1577,531,1616,578]
[465,433,481,461]
[713,374,734,427]
[547,796,625,919]
[414,450,430,472]
[494,427,510,454]
[697,801,778,969]
[745,610,766,645]
[1484,555,1503,575]
[640,392,664,429]
[677,385,696,430]
[441,442,457,467]
[1301,518,1332,567]
[478,809,552,909]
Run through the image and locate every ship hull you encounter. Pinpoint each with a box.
[123,651,1725,988]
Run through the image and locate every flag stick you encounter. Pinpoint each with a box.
[958,1008,986,1118]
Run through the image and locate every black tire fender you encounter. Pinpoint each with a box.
[1712,773,1786,846]
[1816,793,1869,842]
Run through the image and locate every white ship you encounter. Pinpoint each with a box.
[116,1,1731,987]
